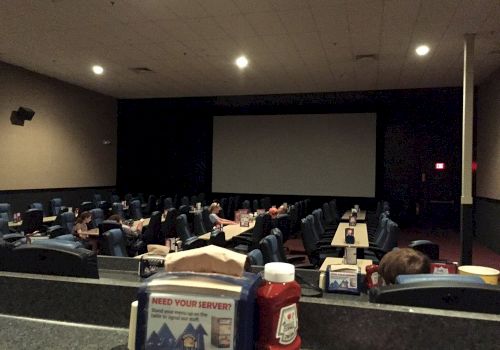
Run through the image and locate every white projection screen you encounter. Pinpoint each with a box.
[212,113,377,197]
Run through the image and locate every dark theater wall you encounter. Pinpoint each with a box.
[475,68,500,253]
[117,87,463,226]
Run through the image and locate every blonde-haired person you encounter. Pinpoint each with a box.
[209,202,237,227]
[276,203,288,217]
[378,248,431,285]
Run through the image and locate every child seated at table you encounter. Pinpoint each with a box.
[378,248,431,285]
[108,214,143,237]
[73,211,98,253]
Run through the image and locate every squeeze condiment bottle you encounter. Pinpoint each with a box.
[257,262,301,350]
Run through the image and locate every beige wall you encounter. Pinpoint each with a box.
[477,67,500,200]
[0,61,116,190]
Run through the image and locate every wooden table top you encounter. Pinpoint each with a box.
[341,210,366,221]
[132,216,165,230]
[8,215,57,228]
[78,228,99,237]
[199,221,255,241]
[331,222,369,248]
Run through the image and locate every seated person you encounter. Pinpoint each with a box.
[209,203,237,228]
[108,214,143,237]
[378,248,431,285]
[268,207,278,219]
[277,203,288,215]
[73,211,98,253]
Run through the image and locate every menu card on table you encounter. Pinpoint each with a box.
[240,213,250,227]
[326,265,360,295]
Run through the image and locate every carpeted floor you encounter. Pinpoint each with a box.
[284,227,500,271]
[398,227,500,270]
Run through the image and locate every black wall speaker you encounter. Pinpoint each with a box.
[10,107,35,126]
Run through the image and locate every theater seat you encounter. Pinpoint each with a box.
[1,244,98,278]
[31,238,83,250]
[395,274,484,285]
[369,280,499,314]
[247,249,264,266]
[408,240,440,260]
[209,229,225,247]
[0,218,24,243]
[102,228,127,257]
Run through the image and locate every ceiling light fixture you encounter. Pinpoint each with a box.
[92,65,104,75]
[415,45,430,56]
[235,56,248,69]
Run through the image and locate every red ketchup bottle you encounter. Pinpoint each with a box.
[365,264,380,289]
[257,262,301,350]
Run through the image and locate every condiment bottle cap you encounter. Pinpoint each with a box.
[264,262,295,283]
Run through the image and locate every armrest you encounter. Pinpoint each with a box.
[47,225,64,238]
[286,255,308,263]
[317,238,333,245]
[231,236,253,245]
[293,263,315,269]
[316,242,336,250]
[2,233,25,243]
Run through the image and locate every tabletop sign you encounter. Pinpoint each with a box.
[326,265,360,295]
[349,216,357,227]
[240,213,250,227]
[146,293,236,350]
[345,228,355,244]
[235,209,249,224]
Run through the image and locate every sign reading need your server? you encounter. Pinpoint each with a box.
[146,293,236,350]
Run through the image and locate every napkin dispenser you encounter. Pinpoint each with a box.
[134,246,260,350]
[325,265,361,295]
[135,272,261,349]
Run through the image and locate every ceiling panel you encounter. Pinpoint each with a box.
[1,0,499,98]
[244,11,288,36]
[215,15,258,39]
[278,9,317,34]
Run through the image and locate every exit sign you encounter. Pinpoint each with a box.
[435,163,446,170]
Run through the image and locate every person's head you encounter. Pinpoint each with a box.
[108,214,123,224]
[209,202,221,214]
[277,204,287,215]
[268,207,278,219]
[76,211,92,224]
[379,248,431,285]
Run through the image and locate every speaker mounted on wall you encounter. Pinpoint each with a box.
[10,107,35,126]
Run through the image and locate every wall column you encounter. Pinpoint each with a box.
[460,33,475,265]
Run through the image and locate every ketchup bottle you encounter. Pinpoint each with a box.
[365,264,380,289]
[257,262,301,350]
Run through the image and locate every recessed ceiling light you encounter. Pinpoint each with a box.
[92,65,104,75]
[415,45,430,56]
[235,56,248,69]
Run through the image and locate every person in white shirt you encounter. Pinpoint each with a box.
[209,202,237,227]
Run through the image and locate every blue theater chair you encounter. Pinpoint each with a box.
[369,274,499,314]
